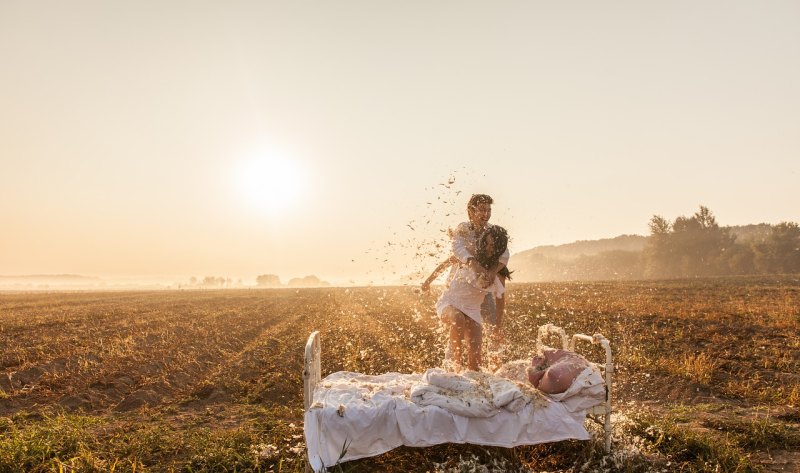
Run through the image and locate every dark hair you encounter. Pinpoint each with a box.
[476,225,512,280]
[467,194,493,210]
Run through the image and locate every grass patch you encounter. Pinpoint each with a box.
[0,410,307,473]
[0,413,113,473]
[703,410,800,450]
[679,352,719,385]
[629,410,760,472]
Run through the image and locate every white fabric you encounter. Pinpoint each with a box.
[410,369,527,416]
[410,373,496,418]
[546,366,606,412]
[452,222,476,264]
[436,265,505,324]
[305,368,602,472]
[493,359,532,383]
[488,375,527,412]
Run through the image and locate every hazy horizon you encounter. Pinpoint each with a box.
[0,219,790,288]
[2,1,798,286]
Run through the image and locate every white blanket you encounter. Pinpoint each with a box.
[493,360,606,413]
[410,369,528,417]
[305,368,601,472]
[548,366,606,412]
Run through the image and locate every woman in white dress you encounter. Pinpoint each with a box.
[436,225,511,371]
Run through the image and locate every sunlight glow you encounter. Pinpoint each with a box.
[236,151,307,216]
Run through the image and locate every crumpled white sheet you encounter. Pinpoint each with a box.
[305,368,601,472]
[410,369,527,417]
[546,366,606,412]
[304,371,416,470]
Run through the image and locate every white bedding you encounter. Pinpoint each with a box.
[304,367,601,472]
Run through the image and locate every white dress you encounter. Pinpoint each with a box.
[436,265,505,324]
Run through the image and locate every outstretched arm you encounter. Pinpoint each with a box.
[421,256,457,291]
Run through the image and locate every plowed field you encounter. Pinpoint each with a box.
[1,277,799,472]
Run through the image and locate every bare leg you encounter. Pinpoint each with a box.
[443,307,465,371]
[494,275,506,333]
[450,322,464,369]
[463,316,483,371]
[494,295,505,330]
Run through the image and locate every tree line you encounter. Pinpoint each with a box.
[180,274,331,288]
[643,206,799,278]
[256,274,330,287]
[513,206,799,281]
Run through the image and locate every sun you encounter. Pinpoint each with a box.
[235,152,307,216]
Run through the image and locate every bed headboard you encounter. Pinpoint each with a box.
[537,324,613,372]
[303,331,321,411]
[537,323,613,452]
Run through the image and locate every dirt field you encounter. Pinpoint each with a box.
[1,277,798,472]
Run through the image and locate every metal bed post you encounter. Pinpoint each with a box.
[303,331,321,411]
[303,331,321,473]
[571,333,613,453]
[537,323,570,350]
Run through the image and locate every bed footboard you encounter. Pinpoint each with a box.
[303,332,321,473]
[303,331,321,411]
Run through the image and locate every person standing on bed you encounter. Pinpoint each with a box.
[421,194,510,370]
[435,224,512,372]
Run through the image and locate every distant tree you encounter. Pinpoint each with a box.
[679,206,735,276]
[256,274,281,287]
[718,244,756,275]
[643,215,676,278]
[190,276,197,285]
[753,222,800,274]
[649,215,671,235]
[728,224,774,244]
[202,276,216,287]
[288,275,330,287]
[643,206,736,278]
[693,205,716,229]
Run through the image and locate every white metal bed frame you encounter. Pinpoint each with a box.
[535,323,614,452]
[303,323,613,469]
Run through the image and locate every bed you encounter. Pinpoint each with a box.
[303,324,613,472]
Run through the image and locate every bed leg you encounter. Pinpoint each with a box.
[304,331,321,473]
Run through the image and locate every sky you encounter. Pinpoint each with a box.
[1,1,798,286]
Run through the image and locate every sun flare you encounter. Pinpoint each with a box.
[236,152,307,216]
